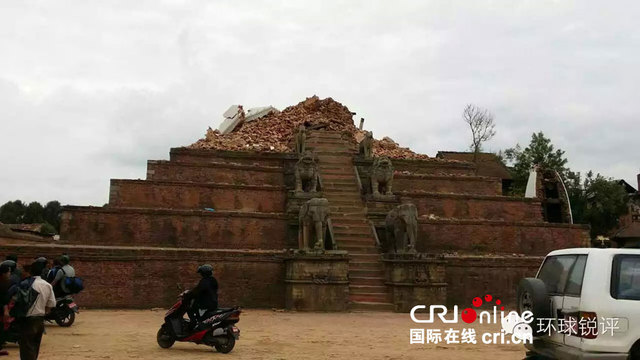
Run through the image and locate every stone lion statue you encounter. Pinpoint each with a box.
[370,156,394,196]
[295,150,318,193]
[358,131,373,159]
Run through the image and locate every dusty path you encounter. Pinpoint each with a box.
[3,310,527,359]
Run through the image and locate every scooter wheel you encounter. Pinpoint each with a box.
[55,311,75,327]
[214,333,236,354]
[157,326,175,349]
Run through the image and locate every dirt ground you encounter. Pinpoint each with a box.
[3,309,527,359]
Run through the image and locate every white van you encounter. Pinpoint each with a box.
[517,248,640,360]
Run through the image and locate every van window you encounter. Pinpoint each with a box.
[564,255,588,296]
[611,255,640,301]
[537,255,577,295]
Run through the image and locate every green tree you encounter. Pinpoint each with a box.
[583,172,629,238]
[565,170,586,224]
[43,200,62,232]
[0,200,26,223]
[22,201,44,224]
[40,222,57,235]
[504,132,569,195]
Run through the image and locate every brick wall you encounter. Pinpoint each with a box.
[391,159,476,176]
[397,192,542,222]
[109,179,286,213]
[60,207,292,249]
[445,255,543,307]
[170,148,295,167]
[417,219,589,255]
[0,243,286,309]
[147,160,285,186]
[394,174,502,196]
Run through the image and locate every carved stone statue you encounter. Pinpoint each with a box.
[298,198,332,250]
[359,131,373,159]
[295,125,306,155]
[384,203,418,253]
[371,156,394,196]
[295,150,318,192]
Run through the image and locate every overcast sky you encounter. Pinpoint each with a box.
[1,0,638,206]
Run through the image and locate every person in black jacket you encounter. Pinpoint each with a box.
[183,264,218,326]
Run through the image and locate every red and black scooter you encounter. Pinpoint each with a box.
[157,292,241,353]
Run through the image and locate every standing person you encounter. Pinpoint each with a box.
[4,256,20,281]
[15,260,55,360]
[51,254,74,296]
[0,264,11,356]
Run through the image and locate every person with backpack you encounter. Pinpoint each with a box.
[11,259,55,360]
[51,254,76,296]
[4,256,20,283]
[46,258,62,284]
[0,263,12,356]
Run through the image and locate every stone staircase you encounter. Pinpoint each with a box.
[306,130,393,311]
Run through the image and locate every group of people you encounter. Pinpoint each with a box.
[0,254,76,359]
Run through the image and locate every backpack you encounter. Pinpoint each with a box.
[61,268,84,294]
[10,278,39,318]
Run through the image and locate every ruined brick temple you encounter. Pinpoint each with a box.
[0,96,590,311]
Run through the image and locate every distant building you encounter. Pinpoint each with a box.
[611,174,640,248]
[436,151,513,194]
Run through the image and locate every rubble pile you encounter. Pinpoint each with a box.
[189,95,430,159]
[190,96,356,152]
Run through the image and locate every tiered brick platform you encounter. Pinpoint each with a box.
[5,129,589,311]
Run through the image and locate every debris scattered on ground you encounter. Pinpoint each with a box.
[190,95,432,159]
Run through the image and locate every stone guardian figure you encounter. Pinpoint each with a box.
[294,150,318,193]
[295,124,306,155]
[298,198,331,250]
[359,131,373,159]
[370,156,394,197]
[384,203,418,253]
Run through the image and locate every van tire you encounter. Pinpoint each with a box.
[517,278,552,337]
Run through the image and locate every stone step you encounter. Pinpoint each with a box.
[350,268,385,277]
[322,185,359,191]
[323,189,359,194]
[349,301,394,312]
[315,151,354,156]
[341,246,380,255]
[349,285,388,294]
[330,208,365,214]
[332,225,370,232]
[349,254,382,261]
[329,198,364,205]
[306,138,348,144]
[333,230,372,237]
[307,132,343,139]
[316,157,353,165]
[322,193,361,199]
[349,263,384,271]
[321,174,355,180]
[349,276,386,286]
[349,293,391,303]
[336,235,375,242]
[321,179,358,184]
[317,165,351,171]
[331,218,369,226]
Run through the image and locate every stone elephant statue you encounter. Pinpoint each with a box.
[298,198,334,250]
[384,203,418,253]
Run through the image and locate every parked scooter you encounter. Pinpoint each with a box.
[45,295,79,327]
[157,292,241,353]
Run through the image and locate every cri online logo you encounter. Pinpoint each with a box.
[461,294,504,323]
[410,293,534,340]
